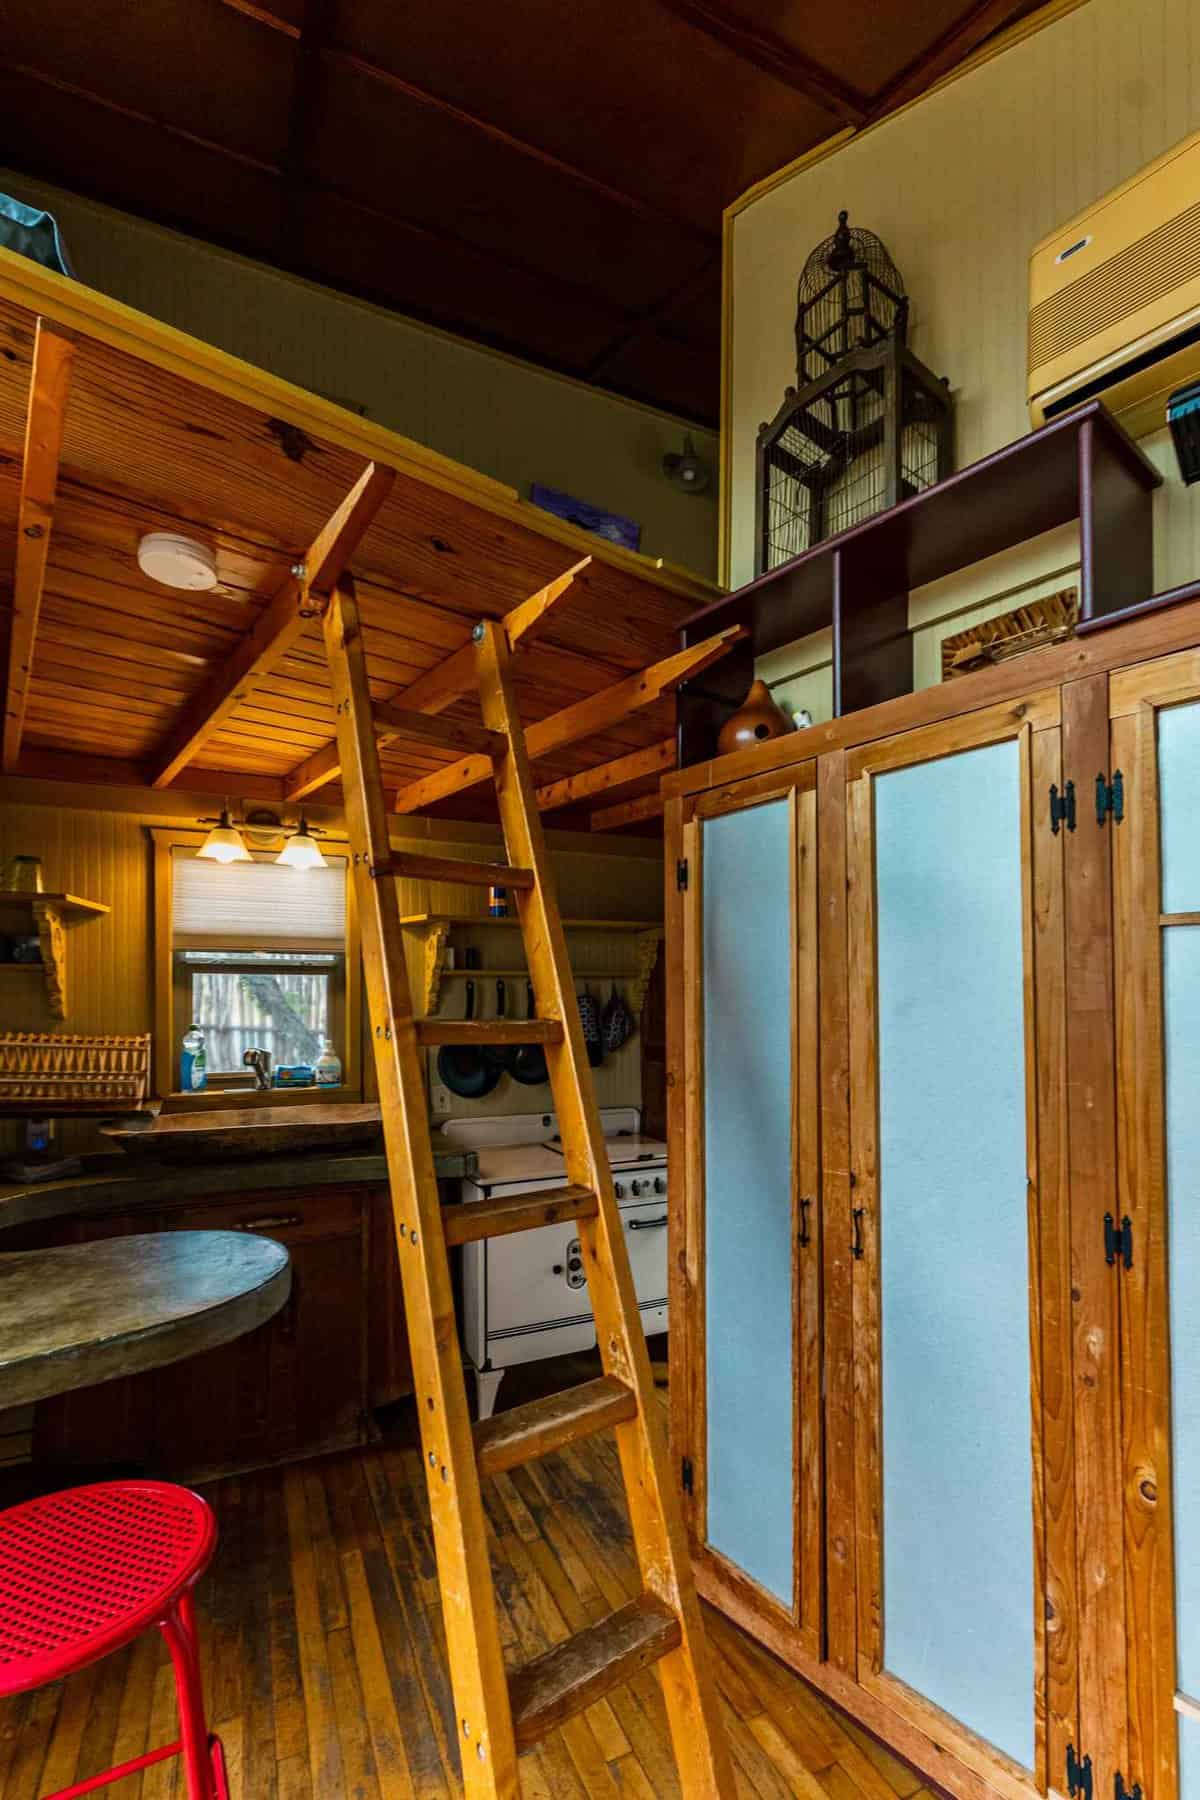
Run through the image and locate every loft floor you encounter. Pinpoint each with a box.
[0,1384,932,1798]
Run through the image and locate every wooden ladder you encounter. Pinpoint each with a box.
[322,575,734,1798]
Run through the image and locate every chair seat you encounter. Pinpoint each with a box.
[0,1481,216,1695]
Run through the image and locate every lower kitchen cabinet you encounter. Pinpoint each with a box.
[666,615,1200,1800]
[33,1182,371,1482]
[154,1186,368,1478]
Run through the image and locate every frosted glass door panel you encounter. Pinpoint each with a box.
[1165,928,1200,1701]
[703,798,793,1604]
[875,741,1034,1769]
[1179,1711,1200,1800]
[1160,702,1200,914]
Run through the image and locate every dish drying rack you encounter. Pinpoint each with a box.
[0,1032,153,1117]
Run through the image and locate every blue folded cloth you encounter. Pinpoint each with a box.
[0,194,74,276]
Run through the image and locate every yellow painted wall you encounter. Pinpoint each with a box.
[725,0,1200,710]
[0,791,661,1149]
[0,168,719,582]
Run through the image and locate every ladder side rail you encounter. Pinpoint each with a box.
[473,618,735,1797]
[323,578,520,1800]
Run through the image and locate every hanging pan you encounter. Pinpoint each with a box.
[511,983,550,1087]
[482,979,520,1078]
[436,979,500,1100]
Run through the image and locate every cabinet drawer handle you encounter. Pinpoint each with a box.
[798,1195,812,1248]
[852,1207,865,1260]
[234,1213,303,1232]
[628,1214,668,1231]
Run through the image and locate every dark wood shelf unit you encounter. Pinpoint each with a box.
[677,402,1162,763]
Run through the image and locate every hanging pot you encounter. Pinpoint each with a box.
[717,678,793,755]
[511,983,550,1087]
[601,983,635,1053]
[436,979,500,1100]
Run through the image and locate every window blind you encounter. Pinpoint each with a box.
[172,851,347,949]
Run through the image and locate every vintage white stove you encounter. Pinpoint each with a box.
[440,1108,668,1419]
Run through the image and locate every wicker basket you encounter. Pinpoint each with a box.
[0,1033,152,1109]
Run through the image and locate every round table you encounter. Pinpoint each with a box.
[0,1230,292,1406]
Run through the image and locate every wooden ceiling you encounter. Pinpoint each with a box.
[0,0,1046,423]
[0,255,740,833]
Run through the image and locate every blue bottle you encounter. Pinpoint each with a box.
[180,1024,207,1092]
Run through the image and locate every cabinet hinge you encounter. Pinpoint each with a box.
[1105,1212,1134,1270]
[676,858,689,891]
[1096,769,1125,826]
[681,1456,694,1495]
[1067,1745,1093,1800]
[1050,780,1076,834]
[1115,1776,1143,1800]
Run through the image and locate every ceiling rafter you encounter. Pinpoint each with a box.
[284,557,591,801]
[218,0,718,247]
[7,59,641,337]
[535,739,675,813]
[591,789,666,831]
[870,0,1025,114]
[586,256,721,379]
[280,0,333,249]
[391,625,747,816]
[3,319,76,772]
[656,0,869,121]
[148,460,394,787]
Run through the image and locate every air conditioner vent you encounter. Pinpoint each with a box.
[1029,200,1200,369]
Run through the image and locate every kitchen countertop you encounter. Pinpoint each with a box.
[0,1143,477,1235]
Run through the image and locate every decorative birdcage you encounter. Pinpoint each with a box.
[755,212,953,576]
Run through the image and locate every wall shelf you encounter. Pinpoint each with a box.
[397,915,663,1016]
[677,401,1162,762]
[0,893,110,1017]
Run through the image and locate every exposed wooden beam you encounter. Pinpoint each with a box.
[586,260,720,380]
[217,0,716,245]
[373,703,505,759]
[148,461,393,788]
[657,0,869,121]
[392,626,747,815]
[870,0,1024,114]
[281,0,333,248]
[284,557,590,801]
[535,739,675,813]
[591,790,666,831]
[3,320,75,772]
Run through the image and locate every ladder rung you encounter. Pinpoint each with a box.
[441,1184,597,1247]
[373,701,506,758]
[474,1376,638,1478]
[416,1019,563,1048]
[508,1596,682,1749]
[377,851,535,889]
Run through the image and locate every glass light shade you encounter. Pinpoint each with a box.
[276,823,326,870]
[197,810,251,863]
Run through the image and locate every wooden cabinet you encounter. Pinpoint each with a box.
[31,1182,371,1482]
[154,1187,368,1478]
[665,604,1200,1800]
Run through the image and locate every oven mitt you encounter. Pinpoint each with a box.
[578,987,604,1066]
[601,983,634,1052]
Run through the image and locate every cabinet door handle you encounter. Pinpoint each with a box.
[234,1213,303,1232]
[628,1214,668,1231]
[852,1207,865,1260]
[798,1195,812,1248]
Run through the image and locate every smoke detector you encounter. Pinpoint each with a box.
[137,532,218,591]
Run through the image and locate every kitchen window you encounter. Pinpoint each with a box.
[153,830,361,1102]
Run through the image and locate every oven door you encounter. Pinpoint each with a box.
[619,1189,670,1334]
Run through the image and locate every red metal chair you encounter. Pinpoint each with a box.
[0,1480,228,1799]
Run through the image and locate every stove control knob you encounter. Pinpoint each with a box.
[654,1177,666,1195]
[614,1181,625,1199]
[630,1179,642,1197]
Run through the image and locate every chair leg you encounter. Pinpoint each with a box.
[161,1593,219,1800]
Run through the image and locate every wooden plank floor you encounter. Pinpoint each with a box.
[0,1405,932,1798]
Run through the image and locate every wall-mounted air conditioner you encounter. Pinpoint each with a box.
[1028,128,1200,438]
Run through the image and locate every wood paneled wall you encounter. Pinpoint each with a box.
[726,0,1200,697]
[0,790,662,1144]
